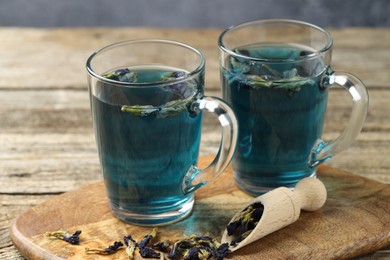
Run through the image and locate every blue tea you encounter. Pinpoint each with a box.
[221,44,328,195]
[91,66,202,225]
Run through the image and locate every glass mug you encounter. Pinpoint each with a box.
[219,19,369,195]
[86,40,238,225]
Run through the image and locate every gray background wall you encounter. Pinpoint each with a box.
[0,0,389,28]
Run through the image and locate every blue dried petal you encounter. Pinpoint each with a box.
[152,241,171,252]
[168,236,229,260]
[226,220,240,236]
[102,68,137,83]
[138,229,156,247]
[104,241,124,254]
[45,230,81,245]
[115,68,130,76]
[184,247,201,260]
[139,246,161,258]
[138,234,153,249]
[214,243,231,260]
[168,242,180,259]
[124,235,137,259]
[85,241,124,255]
[124,235,136,246]
[251,203,264,221]
[170,71,186,78]
[161,71,187,81]
[63,230,81,245]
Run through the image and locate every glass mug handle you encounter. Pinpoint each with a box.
[182,96,238,194]
[309,71,369,167]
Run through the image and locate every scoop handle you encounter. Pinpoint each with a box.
[221,177,327,251]
[293,177,327,211]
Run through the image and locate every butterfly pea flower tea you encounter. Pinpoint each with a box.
[219,19,369,195]
[86,40,238,226]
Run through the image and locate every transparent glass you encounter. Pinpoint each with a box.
[86,40,238,225]
[219,19,369,195]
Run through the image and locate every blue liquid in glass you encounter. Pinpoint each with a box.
[91,66,202,224]
[221,44,328,194]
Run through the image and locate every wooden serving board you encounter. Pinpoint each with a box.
[10,156,390,259]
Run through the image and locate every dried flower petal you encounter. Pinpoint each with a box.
[102,68,137,83]
[214,243,230,260]
[152,241,171,252]
[45,229,82,245]
[85,241,124,255]
[121,96,194,118]
[115,68,130,76]
[161,71,187,81]
[138,228,158,248]
[183,247,201,260]
[139,246,161,258]
[124,235,137,259]
[168,235,230,260]
[227,202,264,246]
[226,220,240,236]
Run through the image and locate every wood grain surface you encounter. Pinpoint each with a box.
[10,157,390,259]
[1,27,390,259]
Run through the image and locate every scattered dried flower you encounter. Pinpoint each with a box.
[226,202,264,246]
[45,229,81,245]
[85,241,124,255]
[124,235,137,259]
[152,241,171,252]
[102,68,137,82]
[168,235,230,260]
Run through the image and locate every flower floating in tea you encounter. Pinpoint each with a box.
[161,70,187,81]
[85,241,124,255]
[102,67,198,118]
[120,96,194,118]
[102,68,137,82]
[227,46,320,94]
[45,229,81,245]
[226,202,264,246]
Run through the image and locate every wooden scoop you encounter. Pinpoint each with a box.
[221,177,327,252]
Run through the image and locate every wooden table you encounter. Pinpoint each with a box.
[0,27,389,259]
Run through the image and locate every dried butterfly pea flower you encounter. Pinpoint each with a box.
[85,241,124,255]
[137,228,158,248]
[102,68,137,83]
[115,68,131,76]
[183,247,205,260]
[214,243,230,260]
[168,235,230,260]
[152,241,171,252]
[229,51,316,94]
[121,96,193,118]
[161,71,187,81]
[124,235,137,259]
[139,246,161,258]
[227,202,264,246]
[45,229,82,245]
[136,228,162,259]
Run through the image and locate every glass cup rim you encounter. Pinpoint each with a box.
[218,19,333,62]
[86,39,205,87]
